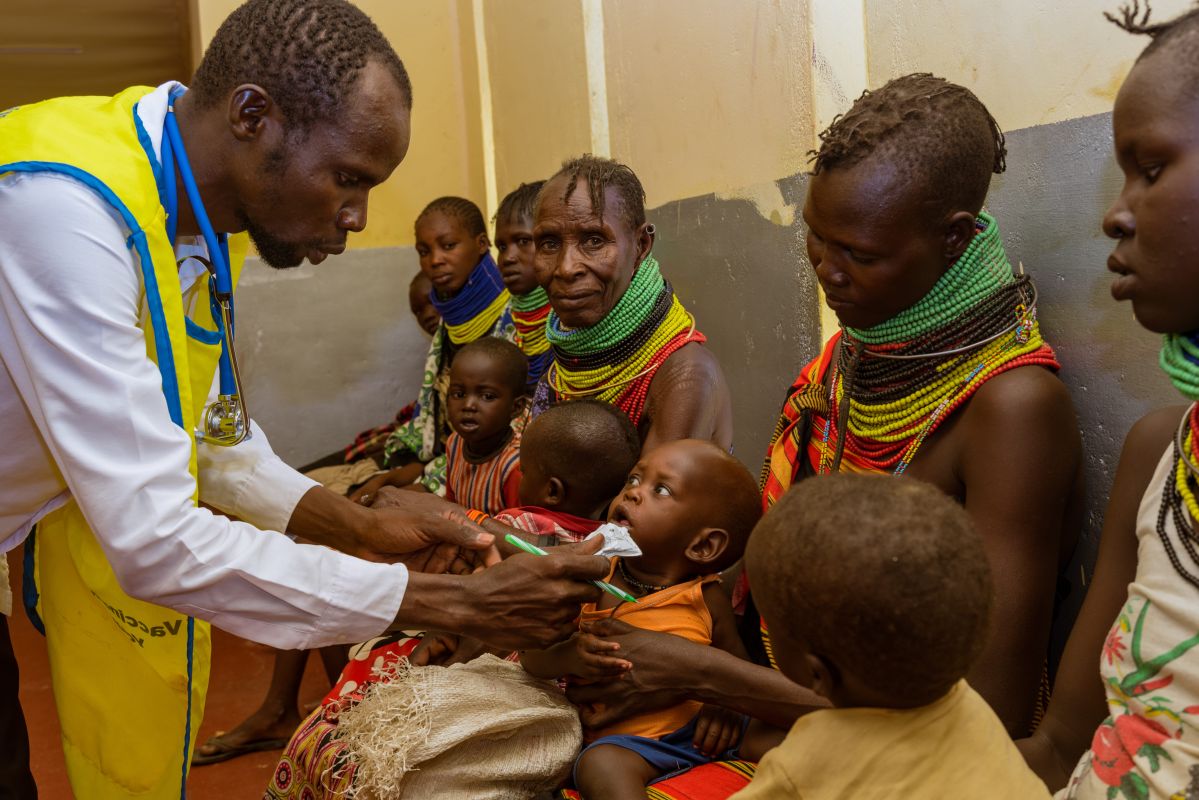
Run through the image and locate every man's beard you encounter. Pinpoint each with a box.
[238,210,307,269]
[240,141,308,270]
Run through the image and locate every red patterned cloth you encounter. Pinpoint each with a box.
[557,760,757,799]
[494,505,600,544]
[264,636,421,800]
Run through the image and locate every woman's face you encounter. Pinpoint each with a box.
[803,158,968,331]
[415,211,489,297]
[495,213,540,296]
[1103,52,1199,334]
[533,176,651,329]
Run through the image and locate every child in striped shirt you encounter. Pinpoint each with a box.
[442,337,529,513]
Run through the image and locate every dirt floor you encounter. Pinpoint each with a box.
[7,549,334,799]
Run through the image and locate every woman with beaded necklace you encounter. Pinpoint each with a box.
[565,75,1085,777]
[530,155,733,451]
[749,73,1085,738]
[1020,6,1199,797]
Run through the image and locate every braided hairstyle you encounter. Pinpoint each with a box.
[495,180,546,225]
[416,196,488,240]
[1107,1,1199,70]
[811,73,1006,226]
[541,155,647,231]
[191,0,412,132]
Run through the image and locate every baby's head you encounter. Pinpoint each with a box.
[446,338,528,455]
[415,196,490,297]
[518,400,641,519]
[747,474,992,710]
[608,439,761,578]
[408,272,440,336]
[495,181,545,297]
[806,73,1006,330]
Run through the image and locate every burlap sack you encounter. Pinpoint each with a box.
[337,654,582,799]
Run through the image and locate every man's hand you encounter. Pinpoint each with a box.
[396,538,609,652]
[566,618,694,730]
[360,487,499,573]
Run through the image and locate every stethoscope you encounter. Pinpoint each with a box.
[161,86,250,447]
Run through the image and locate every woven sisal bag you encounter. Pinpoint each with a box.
[336,654,581,799]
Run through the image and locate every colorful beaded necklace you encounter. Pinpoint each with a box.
[429,253,511,346]
[511,285,553,385]
[1157,332,1199,588]
[545,255,705,424]
[816,214,1059,474]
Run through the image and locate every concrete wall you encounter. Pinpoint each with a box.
[235,249,429,466]
[863,0,1194,132]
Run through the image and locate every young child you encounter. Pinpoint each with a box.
[409,399,642,668]
[733,474,1050,799]
[497,399,641,545]
[408,271,440,337]
[494,181,553,391]
[521,439,766,799]
[1020,7,1199,798]
[378,195,516,496]
[440,337,528,513]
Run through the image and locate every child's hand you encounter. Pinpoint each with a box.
[350,466,421,505]
[408,632,460,666]
[692,704,744,757]
[571,632,633,681]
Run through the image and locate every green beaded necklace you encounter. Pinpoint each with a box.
[547,256,664,353]
[512,285,550,312]
[846,213,1015,345]
[1161,332,1199,400]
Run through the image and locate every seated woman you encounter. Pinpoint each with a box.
[531,155,733,452]
[564,73,1085,796]
[1020,8,1199,797]
[360,195,518,498]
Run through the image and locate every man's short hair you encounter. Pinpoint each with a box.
[811,73,1005,224]
[191,0,412,131]
[748,474,992,707]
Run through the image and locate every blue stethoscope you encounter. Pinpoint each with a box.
[161,86,250,446]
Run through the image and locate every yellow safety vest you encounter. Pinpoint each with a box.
[0,86,247,798]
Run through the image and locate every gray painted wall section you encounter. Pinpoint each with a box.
[989,112,1176,576]
[651,175,822,465]
[234,247,428,467]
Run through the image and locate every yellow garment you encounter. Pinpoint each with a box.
[730,681,1051,800]
[1,87,246,798]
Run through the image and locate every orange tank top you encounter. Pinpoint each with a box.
[579,566,718,740]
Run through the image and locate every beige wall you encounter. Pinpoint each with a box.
[863,0,1193,132]
[481,0,591,199]
[193,0,486,249]
[602,0,812,208]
